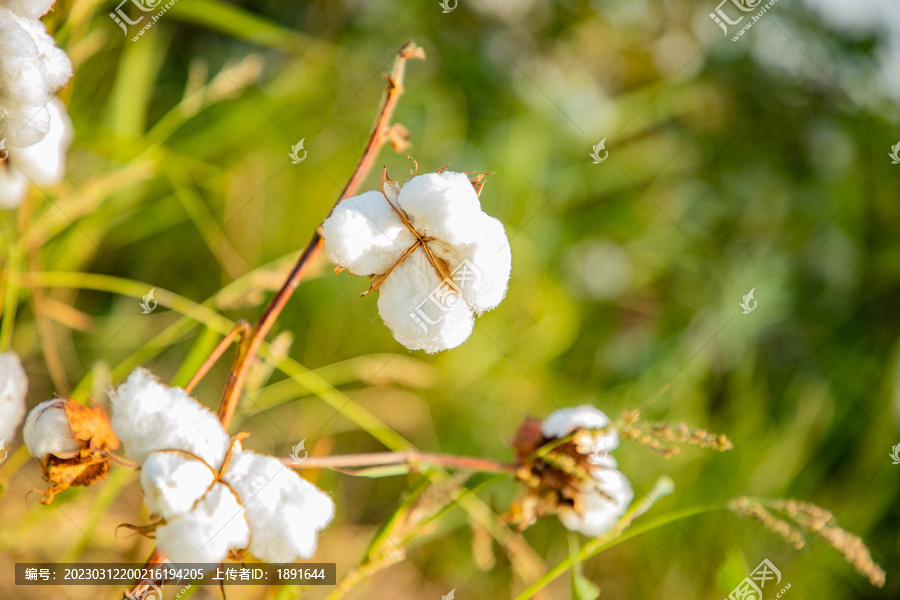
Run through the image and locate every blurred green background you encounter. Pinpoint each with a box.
[1,0,899,598]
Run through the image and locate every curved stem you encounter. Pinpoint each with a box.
[216,41,425,430]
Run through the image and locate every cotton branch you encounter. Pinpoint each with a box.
[216,41,425,430]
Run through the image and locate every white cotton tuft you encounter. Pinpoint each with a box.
[139,452,217,518]
[23,398,81,459]
[223,450,334,563]
[321,170,511,353]
[398,171,484,245]
[0,351,28,442]
[557,465,633,537]
[376,250,474,354]
[155,483,249,565]
[0,2,71,148]
[109,368,230,469]
[322,190,416,276]
[445,213,512,314]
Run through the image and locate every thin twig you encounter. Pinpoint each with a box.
[282,450,519,474]
[216,41,425,430]
[185,320,249,394]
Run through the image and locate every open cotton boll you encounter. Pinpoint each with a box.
[110,368,230,469]
[223,450,334,563]
[0,351,28,442]
[377,250,474,353]
[557,468,633,537]
[156,483,249,565]
[140,452,216,518]
[322,190,417,276]
[322,169,511,353]
[398,171,484,245]
[23,399,82,459]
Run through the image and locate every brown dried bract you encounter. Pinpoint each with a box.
[33,400,119,504]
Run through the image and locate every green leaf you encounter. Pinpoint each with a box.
[568,535,601,600]
[167,0,309,51]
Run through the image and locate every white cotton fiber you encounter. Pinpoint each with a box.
[140,452,216,518]
[2,0,57,19]
[557,466,633,537]
[376,250,474,353]
[541,405,613,439]
[109,368,230,469]
[155,483,249,565]
[323,190,417,276]
[0,351,28,443]
[223,450,335,563]
[398,171,484,245]
[0,2,71,148]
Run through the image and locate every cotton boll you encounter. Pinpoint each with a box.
[140,452,216,518]
[557,468,633,537]
[0,351,28,442]
[224,450,334,563]
[23,399,82,459]
[156,483,249,565]
[377,250,474,353]
[323,190,416,276]
[399,171,484,245]
[110,368,230,469]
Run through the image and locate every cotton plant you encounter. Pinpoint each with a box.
[0,0,73,208]
[110,369,334,565]
[322,168,512,353]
